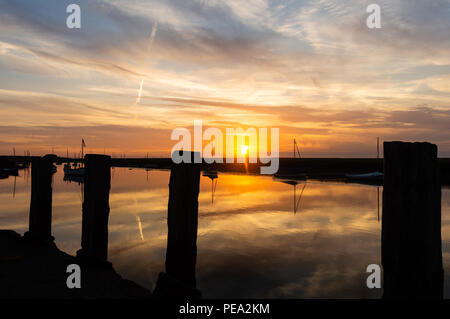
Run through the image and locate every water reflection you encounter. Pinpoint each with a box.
[273,177,307,214]
[203,170,218,204]
[1,165,450,298]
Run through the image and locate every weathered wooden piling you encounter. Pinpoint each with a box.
[77,154,111,263]
[25,155,54,241]
[382,142,443,299]
[165,151,201,288]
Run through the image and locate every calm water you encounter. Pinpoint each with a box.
[1,166,449,298]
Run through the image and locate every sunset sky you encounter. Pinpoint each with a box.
[1,0,450,157]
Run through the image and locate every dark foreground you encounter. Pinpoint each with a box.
[0,230,152,299]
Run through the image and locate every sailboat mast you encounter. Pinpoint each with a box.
[377,186,380,222]
[377,137,380,159]
[294,139,296,159]
[294,139,301,159]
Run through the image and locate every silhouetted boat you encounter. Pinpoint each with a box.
[64,138,86,177]
[345,172,383,186]
[345,171,383,180]
[345,137,383,184]
[272,139,306,183]
[64,164,85,176]
[202,170,218,179]
[16,162,29,169]
[63,174,84,184]
[2,167,18,176]
[273,173,306,184]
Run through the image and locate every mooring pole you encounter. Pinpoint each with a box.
[165,151,201,288]
[77,154,111,263]
[25,155,54,242]
[382,141,443,299]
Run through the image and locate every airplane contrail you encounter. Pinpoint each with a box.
[135,21,158,105]
[136,215,144,241]
[136,79,144,104]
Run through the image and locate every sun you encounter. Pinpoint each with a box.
[241,145,249,156]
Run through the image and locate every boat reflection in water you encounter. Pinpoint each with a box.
[63,173,85,184]
[203,170,218,204]
[273,175,307,214]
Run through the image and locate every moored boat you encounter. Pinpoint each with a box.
[273,173,306,186]
[2,167,18,176]
[345,171,383,186]
[63,173,85,183]
[64,138,86,177]
[64,163,85,176]
[345,171,383,179]
[345,138,384,185]
[203,170,218,179]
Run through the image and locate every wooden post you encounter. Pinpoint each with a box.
[382,142,443,299]
[77,154,111,263]
[25,155,54,241]
[165,151,201,288]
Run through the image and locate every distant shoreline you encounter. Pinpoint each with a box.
[2,156,450,185]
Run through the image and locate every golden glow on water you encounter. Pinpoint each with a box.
[1,167,450,298]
